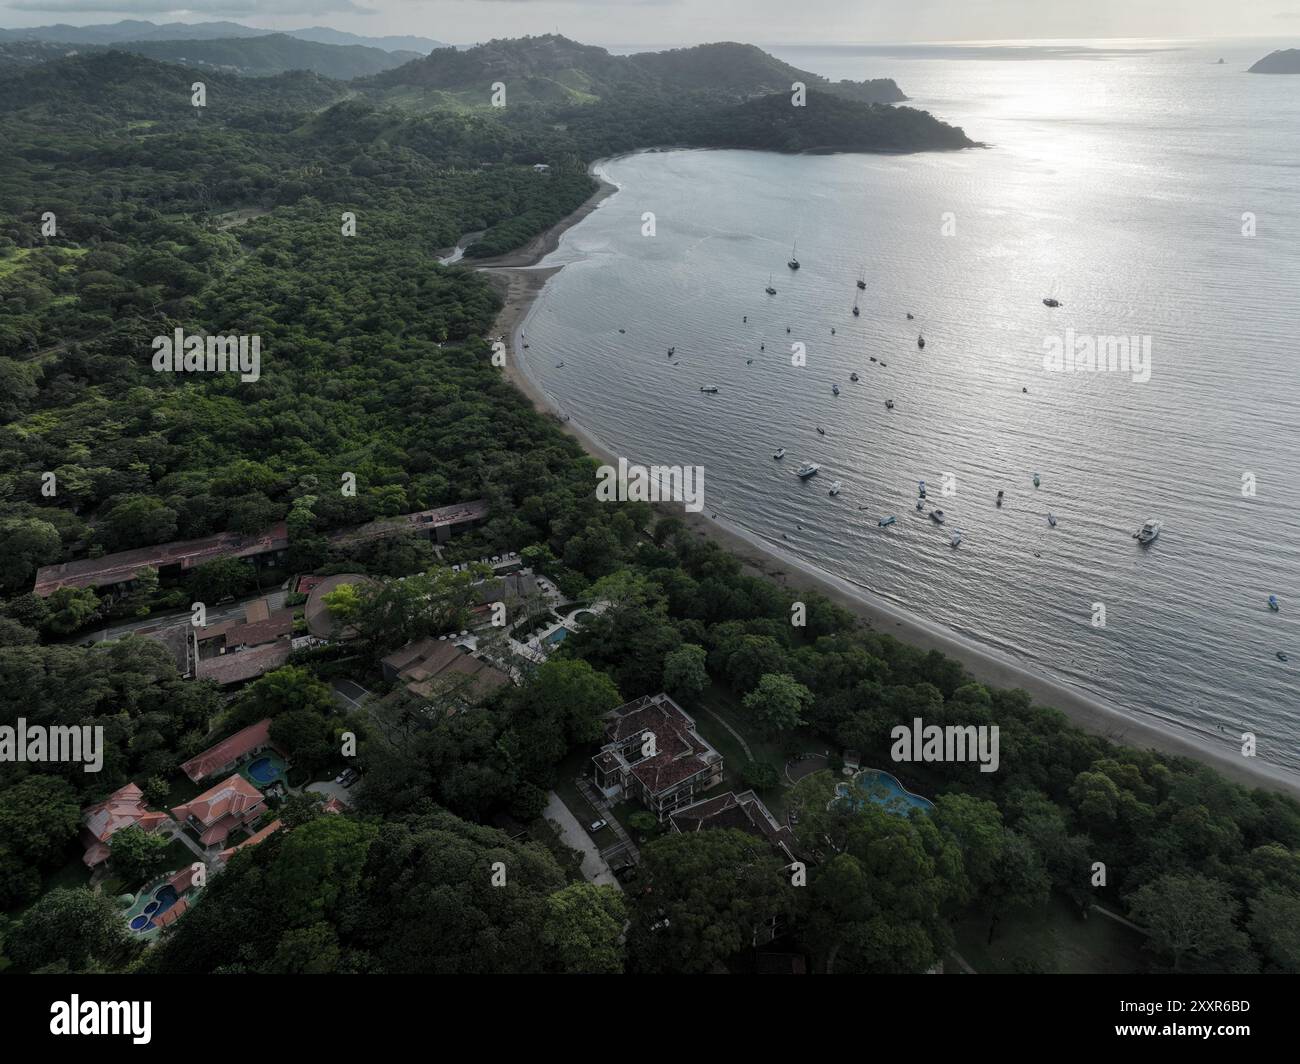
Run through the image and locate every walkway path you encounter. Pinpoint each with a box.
[699,706,753,761]
[544,792,621,889]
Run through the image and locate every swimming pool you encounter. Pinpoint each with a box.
[837,768,935,817]
[153,884,179,915]
[247,756,278,783]
[544,626,571,645]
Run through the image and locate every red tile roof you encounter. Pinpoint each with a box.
[171,774,265,846]
[180,719,272,783]
[217,818,283,862]
[604,695,721,797]
[33,522,288,596]
[80,783,170,866]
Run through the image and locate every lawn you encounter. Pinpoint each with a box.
[951,892,1148,974]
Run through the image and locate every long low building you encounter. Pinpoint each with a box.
[329,500,489,547]
[33,523,289,597]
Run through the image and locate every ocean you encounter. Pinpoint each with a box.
[519,38,1300,771]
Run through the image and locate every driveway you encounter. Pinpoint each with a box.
[543,792,621,890]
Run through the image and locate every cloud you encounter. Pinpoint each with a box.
[6,0,373,14]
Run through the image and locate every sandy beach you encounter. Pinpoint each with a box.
[474,166,1300,801]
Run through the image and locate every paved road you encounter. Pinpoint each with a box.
[543,792,621,889]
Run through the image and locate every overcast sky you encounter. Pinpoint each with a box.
[3,0,1299,46]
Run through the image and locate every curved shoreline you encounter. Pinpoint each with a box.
[483,161,1300,801]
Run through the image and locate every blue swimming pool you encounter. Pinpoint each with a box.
[247,756,278,783]
[544,626,571,645]
[838,769,935,816]
[129,915,151,931]
[153,884,179,915]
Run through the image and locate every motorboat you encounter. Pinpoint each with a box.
[930,510,946,524]
[878,515,896,527]
[1033,472,1041,488]
[996,490,1004,507]
[766,273,777,295]
[918,480,927,499]
[917,335,925,349]
[773,448,786,460]
[700,385,719,393]
[1047,513,1057,527]
[1269,595,1280,611]
[916,500,925,511]
[828,480,842,496]
[950,530,962,547]
[1043,298,1062,308]
[885,399,895,409]
[816,426,826,436]
[1136,520,1160,544]
[850,372,859,382]
[832,384,840,395]
[797,462,820,479]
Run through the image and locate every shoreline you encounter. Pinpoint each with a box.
[481,161,1300,802]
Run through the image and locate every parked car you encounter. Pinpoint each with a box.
[589,818,608,833]
[334,769,350,783]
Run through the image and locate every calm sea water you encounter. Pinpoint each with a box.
[522,39,1300,770]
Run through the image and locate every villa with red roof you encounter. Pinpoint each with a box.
[171,774,267,848]
[180,718,275,783]
[80,783,172,868]
[591,694,724,820]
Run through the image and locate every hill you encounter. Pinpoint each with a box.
[0,19,446,53]
[1248,49,1300,74]
[111,33,420,80]
[362,34,906,109]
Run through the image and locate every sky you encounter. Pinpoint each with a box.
[1,0,1298,47]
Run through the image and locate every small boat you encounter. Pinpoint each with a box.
[668,346,675,356]
[619,328,626,333]
[797,462,820,479]
[852,300,860,317]
[850,372,859,382]
[884,399,895,409]
[832,384,840,396]
[1268,595,1280,611]
[765,273,777,296]
[1043,298,1061,308]
[869,356,877,363]
[950,530,963,547]
[746,358,754,365]
[786,327,791,334]
[906,313,914,320]
[996,490,1004,507]
[1022,387,1028,394]
[915,500,925,511]
[917,335,925,349]
[788,240,800,270]
[555,361,565,368]
[1033,473,1040,488]
[1278,651,1289,662]
[831,328,836,335]
[878,515,896,527]
[918,481,927,499]
[700,385,719,393]
[1136,520,1160,545]
[828,481,842,496]
[773,447,786,460]
[816,426,826,436]
[880,361,887,367]
[1047,513,1057,527]
[856,267,867,291]
[930,510,946,524]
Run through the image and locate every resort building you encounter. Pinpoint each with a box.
[33,522,289,597]
[217,818,283,863]
[193,598,295,686]
[80,783,172,868]
[669,789,797,862]
[380,636,511,704]
[171,774,267,848]
[591,694,724,821]
[328,499,489,549]
[180,718,277,784]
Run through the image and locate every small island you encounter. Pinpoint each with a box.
[1248,49,1300,74]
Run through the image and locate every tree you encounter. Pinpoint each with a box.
[663,643,708,700]
[108,825,172,885]
[541,882,626,973]
[0,776,81,868]
[0,517,61,591]
[1127,874,1249,972]
[268,922,341,974]
[187,556,256,603]
[739,759,780,792]
[322,581,363,630]
[742,672,812,735]
[235,665,334,724]
[96,495,178,551]
[9,888,132,973]
[41,586,100,635]
[1247,889,1300,972]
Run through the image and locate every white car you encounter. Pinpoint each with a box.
[589,818,608,833]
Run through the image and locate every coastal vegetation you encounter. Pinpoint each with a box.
[0,33,1296,977]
